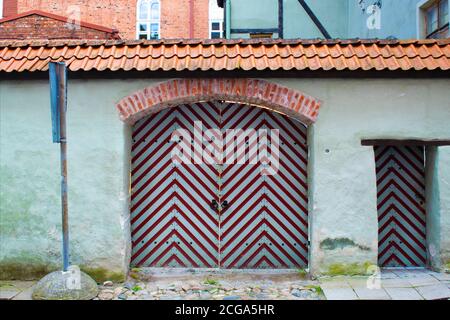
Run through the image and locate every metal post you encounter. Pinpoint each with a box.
[225,0,231,39]
[33,63,96,300]
[57,65,69,272]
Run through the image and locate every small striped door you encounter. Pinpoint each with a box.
[130,103,221,267]
[375,146,427,267]
[220,103,308,268]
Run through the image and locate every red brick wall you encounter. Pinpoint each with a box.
[16,0,136,39]
[117,79,321,125]
[160,0,209,38]
[0,14,118,39]
[3,0,19,17]
[14,0,209,39]
[192,0,210,38]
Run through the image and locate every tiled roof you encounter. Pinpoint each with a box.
[0,39,449,73]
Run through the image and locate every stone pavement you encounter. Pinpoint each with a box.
[0,281,35,300]
[1,268,449,300]
[319,268,450,300]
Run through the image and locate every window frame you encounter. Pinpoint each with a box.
[136,0,161,40]
[209,19,224,39]
[423,0,449,38]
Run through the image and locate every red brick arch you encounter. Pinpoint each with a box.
[116,79,322,125]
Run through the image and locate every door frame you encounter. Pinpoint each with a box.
[363,139,450,269]
[117,78,323,272]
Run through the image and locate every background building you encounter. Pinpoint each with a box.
[1,0,448,40]
[0,0,223,39]
[218,0,449,39]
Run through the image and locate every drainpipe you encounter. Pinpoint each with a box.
[189,0,195,38]
[225,0,231,39]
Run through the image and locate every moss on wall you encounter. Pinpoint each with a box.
[320,238,370,251]
[0,260,58,280]
[445,261,450,273]
[324,262,373,276]
[0,260,126,283]
[80,267,126,283]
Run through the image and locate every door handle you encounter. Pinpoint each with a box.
[221,200,229,210]
[211,199,219,211]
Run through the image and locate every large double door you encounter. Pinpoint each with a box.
[130,101,308,269]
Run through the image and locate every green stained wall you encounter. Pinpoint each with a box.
[1,77,449,278]
[226,0,449,39]
[229,0,348,39]
[275,78,450,273]
[347,0,442,39]
[437,147,450,266]
[230,0,279,38]
[283,0,348,39]
[0,80,137,281]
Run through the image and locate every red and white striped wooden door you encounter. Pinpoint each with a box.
[375,146,427,267]
[130,103,220,267]
[220,103,308,268]
[130,101,308,268]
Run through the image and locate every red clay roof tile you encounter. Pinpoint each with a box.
[0,39,449,73]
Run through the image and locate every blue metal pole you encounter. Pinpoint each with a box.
[57,63,69,272]
[225,0,231,39]
[49,62,69,272]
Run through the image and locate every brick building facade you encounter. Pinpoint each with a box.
[1,0,211,39]
[160,0,209,39]
[0,11,120,40]
[2,0,18,18]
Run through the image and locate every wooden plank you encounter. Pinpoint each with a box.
[362,139,450,147]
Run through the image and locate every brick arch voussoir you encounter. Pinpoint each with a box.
[116,79,322,125]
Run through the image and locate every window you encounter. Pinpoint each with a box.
[425,0,449,38]
[210,20,223,39]
[0,0,3,18]
[209,0,224,39]
[137,0,160,40]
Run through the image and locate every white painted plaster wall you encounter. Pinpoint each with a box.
[438,147,450,268]
[275,78,450,273]
[1,78,449,278]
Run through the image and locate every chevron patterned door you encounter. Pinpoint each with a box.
[375,146,427,267]
[130,102,308,269]
[130,104,221,267]
[220,103,308,269]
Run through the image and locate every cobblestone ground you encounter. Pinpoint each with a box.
[2,268,449,300]
[95,269,324,301]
